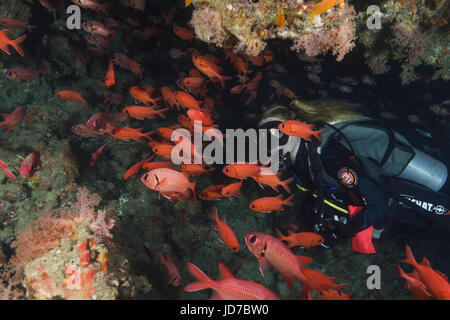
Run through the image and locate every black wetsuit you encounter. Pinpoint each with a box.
[292,138,389,238]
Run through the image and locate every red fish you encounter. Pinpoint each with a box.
[140,168,196,199]
[71,0,108,15]
[174,91,202,111]
[184,262,280,300]
[401,245,450,300]
[302,269,347,299]
[90,141,116,167]
[317,288,352,300]
[252,172,294,193]
[396,265,431,300]
[199,184,225,200]
[173,26,195,41]
[124,155,156,180]
[0,18,35,31]
[209,206,240,252]
[113,53,143,78]
[142,161,172,171]
[249,194,295,213]
[129,86,160,106]
[222,162,266,179]
[276,229,324,249]
[187,109,213,127]
[0,159,16,181]
[192,55,231,88]
[152,144,175,160]
[104,60,115,87]
[221,180,243,199]
[122,106,168,120]
[109,127,153,142]
[19,145,42,178]
[56,90,87,105]
[0,29,26,57]
[82,21,115,38]
[71,123,104,138]
[244,231,329,289]
[86,110,112,131]
[161,86,180,110]
[0,105,26,133]
[278,120,327,142]
[5,67,42,81]
[157,251,182,286]
[179,164,215,175]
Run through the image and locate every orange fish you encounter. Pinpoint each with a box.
[90,141,116,167]
[199,184,225,200]
[113,52,143,78]
[221,180,243,199]
[0,18,35,31]
[161,86,180,110]
[124,155,156,180]
[156,126,182,141]
[56,90,87,105]
[122,106,168,120]
[182,76,204,89]
[5,67,42,81]
[0,159,16,181]
[244,231,329,290]
[173,26,195,41]
[178,114,194,130]
[129,86,159,106]
[0,29,26,57]
[187,109,213,127]
[140,168,196,199]
[142,161,172,171]
[231,56,252,80]
[179,164,215,175]
[157,251,182,286]
[276,229,324,249]
[109,127,153,142]
[309,0,338,23]
[184,262,280,300]
[192,55,231,88]
[396,265,431,300]
[317,289,352,300]
[209,206,240,252]
[278,120,327,142]
[19,145,42,178]
[152,144,174,160]
[252,172,294,193]
[0,105,26,133]
[105,60,115,87]
[302,269,348,299]
[276,9,285,27]
[222,162,267,179]
[401,245,450,300]
[185,0,193,7]
[174,91,202,111]
[249,194,295,213]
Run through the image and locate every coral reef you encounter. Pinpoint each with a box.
[0,188,147,300]
[190,0,357,60]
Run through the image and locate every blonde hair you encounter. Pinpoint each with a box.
[263,99,369,124]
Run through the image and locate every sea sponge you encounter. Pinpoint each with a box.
[191,7,227,47]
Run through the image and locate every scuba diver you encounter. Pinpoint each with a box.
[258,99,449,254]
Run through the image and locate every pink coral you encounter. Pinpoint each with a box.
[391,21,424,61]
[0,188,115,299]
[291,17,356,61]
[73,187,115,239]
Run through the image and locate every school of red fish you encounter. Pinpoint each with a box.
[0,0,448,300]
